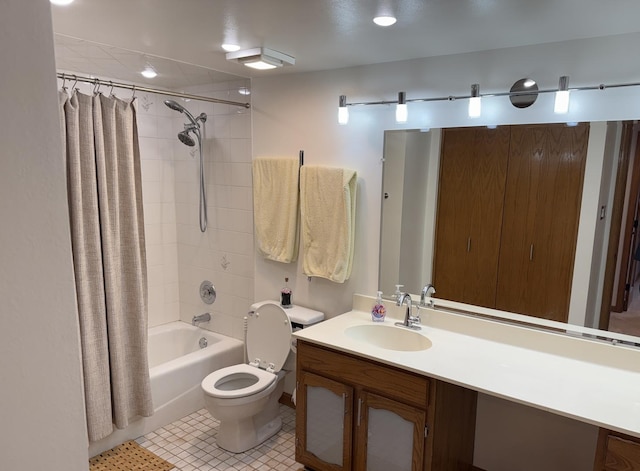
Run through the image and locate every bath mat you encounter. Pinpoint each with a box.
[89,440,174,471]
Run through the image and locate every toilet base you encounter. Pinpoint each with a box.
[213,374,286,453]
[217,414,282,454]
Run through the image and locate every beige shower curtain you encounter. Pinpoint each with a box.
[61,90,152,442]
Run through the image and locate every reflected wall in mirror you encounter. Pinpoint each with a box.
[380,121,640,337]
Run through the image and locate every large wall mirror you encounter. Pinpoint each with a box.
[380,121,640,339]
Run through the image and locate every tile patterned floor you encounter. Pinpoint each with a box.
[136,405,305,471]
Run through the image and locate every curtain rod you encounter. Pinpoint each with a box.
[57,72,251,109]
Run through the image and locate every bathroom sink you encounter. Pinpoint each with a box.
[344,324,432,352]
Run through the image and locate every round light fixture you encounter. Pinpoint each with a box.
[373,16,397,27]
[222,44,241,52]
[141,67,157,79]
[50,0,75,5]
[238,87,251,96]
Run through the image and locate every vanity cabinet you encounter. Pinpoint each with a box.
[295,340,477,471]
[434,123,589,322]
[594,428,640,470]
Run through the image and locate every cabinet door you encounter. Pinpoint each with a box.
[296,371,353,471]
[496,123,588,321]
[354,390,427,471]
[434,127,510,308]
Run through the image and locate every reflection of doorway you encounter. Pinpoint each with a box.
[602,123,640,334]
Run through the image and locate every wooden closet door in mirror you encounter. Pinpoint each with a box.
[496,123,589,322]
[433,127,510,308]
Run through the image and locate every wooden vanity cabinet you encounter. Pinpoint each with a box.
[594,428,640,470]
[295,340,477,471]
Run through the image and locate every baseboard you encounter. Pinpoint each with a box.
[279,392,295,409]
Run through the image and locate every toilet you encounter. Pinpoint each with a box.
[201,301,323,453]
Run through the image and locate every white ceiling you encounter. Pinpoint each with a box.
[51,0,640,86]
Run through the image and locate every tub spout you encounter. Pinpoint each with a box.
[192,312,211,326]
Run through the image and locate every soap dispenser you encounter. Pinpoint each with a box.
[371,291,386,322]
[394,284,404,302]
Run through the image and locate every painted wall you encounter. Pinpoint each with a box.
[252,33,640,470]
[0,1,88,469]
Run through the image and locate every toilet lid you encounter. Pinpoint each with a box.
[201,363,276,399]
[247,302,292,372]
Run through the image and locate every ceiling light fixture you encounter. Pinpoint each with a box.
[50,0,74,5]
[373,16,397,26]
[396,91,408,123]
[338,95,349,125]
[238,87,251,96]
[554,76,570,114]
[468,84,481,118]
[141,66,157,79]
[221,44,241,52]
[226,47,295,70]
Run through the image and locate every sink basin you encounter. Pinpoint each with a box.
[344,324,432,352]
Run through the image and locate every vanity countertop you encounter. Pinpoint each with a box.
[293,295,640,438]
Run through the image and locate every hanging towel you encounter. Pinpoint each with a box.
[300,166,357,283]
[252,157,300,263]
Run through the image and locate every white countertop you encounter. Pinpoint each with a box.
[293,295,640,437]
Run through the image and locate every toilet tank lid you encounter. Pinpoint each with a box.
[250,300,324,326]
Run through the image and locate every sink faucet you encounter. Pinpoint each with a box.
[420,283,436,308]
[395,293,421,330]
[192,312,211,326]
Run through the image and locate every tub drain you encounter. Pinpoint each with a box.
[199,337,208,349]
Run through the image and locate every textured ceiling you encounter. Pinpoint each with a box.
[51,0,640,87]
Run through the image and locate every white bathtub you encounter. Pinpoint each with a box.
[89,321,244,456]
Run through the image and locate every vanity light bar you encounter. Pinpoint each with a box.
[337,77,640,123]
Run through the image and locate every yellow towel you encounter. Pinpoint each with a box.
[252,157,299,263]
[300,166,357,283]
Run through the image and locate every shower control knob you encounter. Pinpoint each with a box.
[200,280,216,304]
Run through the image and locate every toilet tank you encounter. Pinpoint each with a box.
[250,301,324,330]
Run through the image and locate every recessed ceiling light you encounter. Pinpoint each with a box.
[50,0,74,5]
[222,44,241,52]
[373,16,397,27]
[141,67,157,79]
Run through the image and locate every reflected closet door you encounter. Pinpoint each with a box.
[496,123,588,321]
[434,127,510,308]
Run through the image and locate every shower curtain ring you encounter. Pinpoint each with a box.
[93,79,100,95]
[61,74,67,91]
[132,85,136,99]
[71,75,78,92]
[109,81,115,96]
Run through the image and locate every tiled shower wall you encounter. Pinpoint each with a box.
[137,81,254,339]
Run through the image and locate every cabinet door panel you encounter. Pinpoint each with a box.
[296,371,353,471]
[355,391,426,471]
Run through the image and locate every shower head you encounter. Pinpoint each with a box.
[164,99,199,124]
[178,130,196,147]
[164,99,186,113]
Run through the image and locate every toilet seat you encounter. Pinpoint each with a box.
[201,303,292,400]
[202,363,276,399]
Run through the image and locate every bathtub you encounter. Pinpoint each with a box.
[89,321,244,456]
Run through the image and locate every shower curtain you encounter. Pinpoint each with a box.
[60,90,153,442]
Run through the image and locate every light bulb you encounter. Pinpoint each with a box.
[396,91,407,123]
[373,16,397,26]
[554,76,570,114]
[338,95,349,125]
[468,84,481,118]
